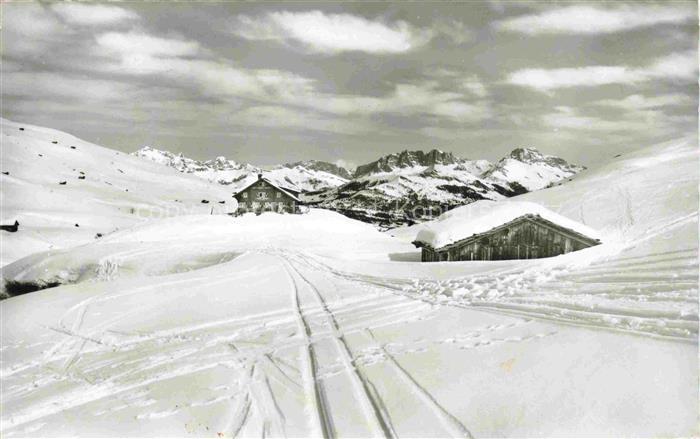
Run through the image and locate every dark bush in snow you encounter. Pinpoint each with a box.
[59,181,67,185]
[201,199,210,204]
[3,279,62,298]
[1,220,19,232]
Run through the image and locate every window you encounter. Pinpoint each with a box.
[257,192,268,199]
[277,192,282,199]
[242,192,248,199]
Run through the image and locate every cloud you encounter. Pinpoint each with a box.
[507,66,644,91]
[2,72,133,101]
[431,19,473,45]
[460,76,489,98]
[1,3,70,56]
[591,93,694,110]
[234,106,370,135]
[428,101,492,123]
[542,105,688,135]
[95,30,318,101]
[3,3,63,38]
[646,50,698,80]
[233,11,430,54]
[496,4,694,34]
[51,3,139,26]
[97,31,200,57]
[507,50,698,91]
[288,81,492,126]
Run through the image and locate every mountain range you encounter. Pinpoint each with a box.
[133,146,585,228]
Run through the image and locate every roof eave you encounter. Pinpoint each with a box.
[425,214,601,252]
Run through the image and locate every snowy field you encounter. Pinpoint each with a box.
[0,118,233,266]
[1,122,698,437]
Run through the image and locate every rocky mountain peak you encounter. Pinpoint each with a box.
[354,149,461,178]
[508,147,544,162]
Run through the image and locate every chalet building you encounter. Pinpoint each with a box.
[233,174,301,214]
[413,201,601,262]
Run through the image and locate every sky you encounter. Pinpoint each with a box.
[1,1,697,169]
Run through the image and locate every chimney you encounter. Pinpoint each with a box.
[258,173,263,179]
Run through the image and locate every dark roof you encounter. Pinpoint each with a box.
[234,176,301,202]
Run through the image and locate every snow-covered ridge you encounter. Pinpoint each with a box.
[131,144,585,228]
[132,147,350,193]
[483,147,586,191]
[281,160,353,180]
[134,146,254,173]
[311,147,584,228]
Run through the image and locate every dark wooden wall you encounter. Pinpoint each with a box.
[235,180,298,213]
[421,218,595,262]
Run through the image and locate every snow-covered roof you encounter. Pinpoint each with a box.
[414,200,601,249]
[234,176,301,202]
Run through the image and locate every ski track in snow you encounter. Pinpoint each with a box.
[1,245,697,436]
[2,251,476,437]
[287,247,698,342]
[281,256,396,438]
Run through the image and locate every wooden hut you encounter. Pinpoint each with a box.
[413,201,601,262]
[233,174,302,214]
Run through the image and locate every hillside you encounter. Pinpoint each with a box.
[1,133,696,437]
[0,119,233,266]
[387,136,698,339]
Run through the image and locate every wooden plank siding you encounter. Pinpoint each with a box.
[419,214,600,262]
[234,179,299,214]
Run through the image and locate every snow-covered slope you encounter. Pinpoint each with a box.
[133,147,350,193]
[281,160,352,180]
[0,209,412,291]
[310,148,583,228]
[264,161,350,193]
[395,136,698,339]
[0,135,697,437]
[0,119,233,266]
